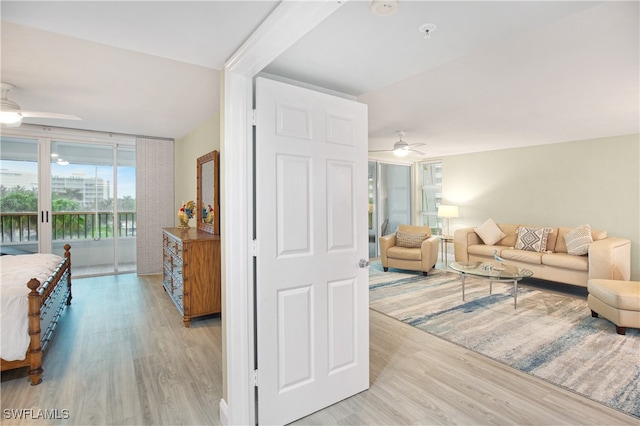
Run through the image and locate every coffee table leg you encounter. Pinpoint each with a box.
[513,279,518,309]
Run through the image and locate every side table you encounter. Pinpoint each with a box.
[439,236,454,266]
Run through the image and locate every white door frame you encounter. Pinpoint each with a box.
[220,2,344,425]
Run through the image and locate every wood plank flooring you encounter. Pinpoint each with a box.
[1,273,636,425]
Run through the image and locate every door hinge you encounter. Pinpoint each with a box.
[251,109,257,126]
[252,369,259,387]
[251,239,258,257]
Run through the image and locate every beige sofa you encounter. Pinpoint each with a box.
[454,223,631,287]
[380,225,439,275]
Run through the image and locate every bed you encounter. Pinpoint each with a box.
[0,244,72,385]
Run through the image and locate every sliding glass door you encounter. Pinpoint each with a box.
[379,162,412,236]
[0,132,136,276]
[368,161,412,258]
[368,161,378,258]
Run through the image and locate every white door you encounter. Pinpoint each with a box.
[255,77,369,425]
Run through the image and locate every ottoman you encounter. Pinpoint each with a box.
[587,279,640,335]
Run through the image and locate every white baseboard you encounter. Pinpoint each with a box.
[219,398,229,425]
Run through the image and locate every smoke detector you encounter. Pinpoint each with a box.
[370,0,398,16]
[419,23,437,39]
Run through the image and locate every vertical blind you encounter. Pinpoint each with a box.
[136,137,175,274]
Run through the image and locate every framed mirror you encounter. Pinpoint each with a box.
[196,150,220,235]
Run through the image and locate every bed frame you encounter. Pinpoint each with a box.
[0,244,72,385]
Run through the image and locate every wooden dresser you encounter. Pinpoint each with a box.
[162,227,221,327]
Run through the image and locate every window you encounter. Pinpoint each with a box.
[0,128,136,276]
[419,161,442,235]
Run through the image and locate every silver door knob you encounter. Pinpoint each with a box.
[359,258,370,268]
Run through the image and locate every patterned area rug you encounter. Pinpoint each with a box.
[369,261,640,419]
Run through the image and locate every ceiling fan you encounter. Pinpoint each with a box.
[0,82,81,127]
[368,131,426,157]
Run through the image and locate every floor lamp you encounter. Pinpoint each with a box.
[438,205,459,238]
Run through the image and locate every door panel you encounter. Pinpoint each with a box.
[256,77,369,425]
[277,155,312,257]
[327,277,356,372]
[50,141,116,273]
[327,161,355,251]
[278,284,313,392]
[277,103,312,139]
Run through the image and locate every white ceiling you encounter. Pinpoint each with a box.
[1,1,638,159]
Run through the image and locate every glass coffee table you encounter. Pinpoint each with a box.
[449,261,533,308]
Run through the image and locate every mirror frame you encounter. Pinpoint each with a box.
[196,150,220,235]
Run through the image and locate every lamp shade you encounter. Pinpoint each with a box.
[437,205,459,218]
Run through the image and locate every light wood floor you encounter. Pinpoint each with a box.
[1,274,636,425]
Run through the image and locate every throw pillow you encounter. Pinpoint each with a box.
[564,224,593,256]
[515,226,552,253]
[474,218,506,245]
[396,231,427,248]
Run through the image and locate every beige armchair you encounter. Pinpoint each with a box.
[380,224,439,275]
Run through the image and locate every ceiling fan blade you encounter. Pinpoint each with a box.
[21,111,82,120]
[407,143,426,148]
[368,149,393,153]
[1,83,82,124]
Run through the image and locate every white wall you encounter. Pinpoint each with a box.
[174,114,221,227]
[440,134,639,280]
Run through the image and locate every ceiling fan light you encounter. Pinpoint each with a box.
[393,148,409,157]
[0,111,22,124]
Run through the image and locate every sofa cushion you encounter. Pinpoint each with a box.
[387,246,422,261]
[563,224,593,256]
[545,228,559,252]
[474,218,506,245]
[515,226,552,253]
[500,249,543,264]
[468,244,508,257]
[395,231,427,248]
[542,252,589,271]
[498,224,520,247]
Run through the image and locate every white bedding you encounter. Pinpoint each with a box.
[0,253,63,361]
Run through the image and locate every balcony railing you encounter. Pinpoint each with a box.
[1,211,136,243]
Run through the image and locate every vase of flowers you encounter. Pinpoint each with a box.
[178,200,195,228]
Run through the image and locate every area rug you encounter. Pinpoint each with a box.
[369,261,640,419]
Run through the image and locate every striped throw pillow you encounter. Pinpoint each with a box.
[564,224,593,256]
